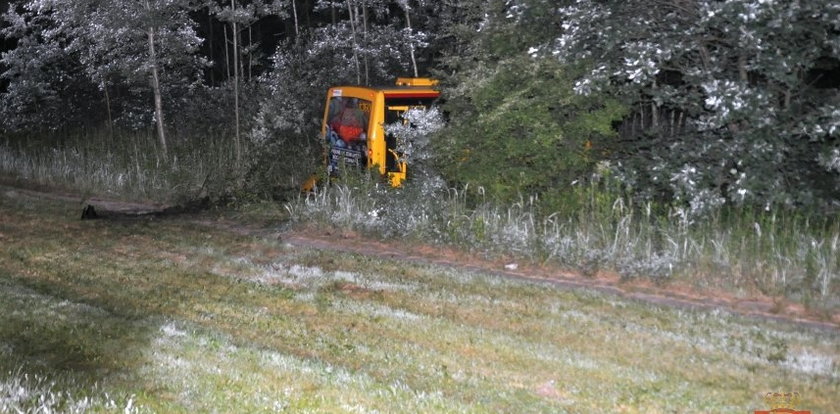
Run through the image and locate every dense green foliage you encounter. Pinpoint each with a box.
[548,0,840,211]
[436,57,626,202]
[0,0,838,212]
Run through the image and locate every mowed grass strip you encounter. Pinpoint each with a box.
[0,191,838,413]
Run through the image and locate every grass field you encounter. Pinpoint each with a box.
[0,188,838,413]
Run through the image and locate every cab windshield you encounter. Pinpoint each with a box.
[325,96,372,176]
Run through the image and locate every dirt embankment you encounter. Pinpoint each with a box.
[3,183,837,332]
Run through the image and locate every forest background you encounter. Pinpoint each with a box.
[1,0,839,307]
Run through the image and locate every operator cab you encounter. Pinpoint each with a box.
[320,77,440,187]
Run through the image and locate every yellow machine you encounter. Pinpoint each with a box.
[317,77,440,188]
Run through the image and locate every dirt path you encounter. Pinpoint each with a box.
[3,183,838,332]
[277,230,839,332]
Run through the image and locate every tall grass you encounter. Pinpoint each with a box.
[0,129,240,203]
[286,175,839,309]
[0,369,139,414]
[2,128,836,310]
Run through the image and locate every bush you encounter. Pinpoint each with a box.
[434,57,627,203]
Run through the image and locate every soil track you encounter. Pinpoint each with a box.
[3,183,838,332]
[278,230,839,332]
